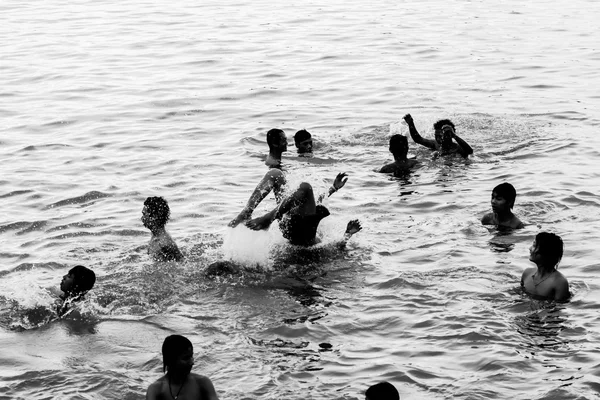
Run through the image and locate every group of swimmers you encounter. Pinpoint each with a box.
[53,114,570,399]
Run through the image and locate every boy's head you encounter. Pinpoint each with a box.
[266,128,287,152]
[365,381,399,400]
[389,134,408,157]
[433,119,455,146]
[60,265,96,296]
[162,335,194,375]
[142,196,171,229]
[492,183,517,209]
[294,129,313,154]
[532,232,564,269]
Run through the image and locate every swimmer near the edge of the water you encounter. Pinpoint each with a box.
[379,134,420,174]
[403,113,473,158]
[146,334,219,400]
[142,196,183,262]
[481,182,524,229]
[521,232,570,302]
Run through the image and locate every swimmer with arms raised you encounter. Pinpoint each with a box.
[403,113,473,158]
[245,173,361,246]
[146,334,219,400]
[142,196,183,261]
[379,134,419,174]
[481,183,524,229]
[521,232,570,301]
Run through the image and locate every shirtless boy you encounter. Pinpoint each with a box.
[142,196,183,261]
[403,113,473,158]
[521,232,570,301]
[57,265,96,317]
[146,335,219,400]
[481,183,524,229]
[294,129,313,155]
[379,134,419,174]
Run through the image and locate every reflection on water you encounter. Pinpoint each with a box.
[514,301,570,351]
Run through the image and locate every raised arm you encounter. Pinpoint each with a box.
[404,114,436,150]
[451,131,474,158]
[318,172,348,203]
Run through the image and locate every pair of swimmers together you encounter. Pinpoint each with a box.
[146,334,399,400]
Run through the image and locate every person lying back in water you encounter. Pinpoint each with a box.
[481,182,524,229]
[57,265,96,317]
[379,134,419,174]
[142,196,183,262]
[403,113,473,158]
[521,232,570,301]
[245,173,361,246]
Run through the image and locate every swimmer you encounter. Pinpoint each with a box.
[403,113,473,158]
[142,196,183,262]
[481,183,524,229]
[294,129,313,155]
[146,334,219,400]
[57,265,96,317]
[365,381,399,400]
[379,134,419,173]
[229,129,289,227]
[521,232,570,301]
[245,173,358,246]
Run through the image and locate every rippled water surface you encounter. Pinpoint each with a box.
[1,0,600,399]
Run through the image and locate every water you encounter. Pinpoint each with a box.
[1,0,600,398]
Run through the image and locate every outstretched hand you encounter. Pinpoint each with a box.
[245,214,273,231]
[333,172,348,191]
[403,114,413,124]
[345,219,362,236]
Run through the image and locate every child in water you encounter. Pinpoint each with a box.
[481,182,524,229]
[142,196,183,261]
[146,334,219,400]
[365,381,399,400]
[57,265,96,317]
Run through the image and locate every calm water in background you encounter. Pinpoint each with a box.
[1,0,600,399]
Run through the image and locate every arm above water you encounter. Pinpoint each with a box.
[404,114,436,150]
[452,132,473,158]
[318,172,348,203]
[229,169,286,227]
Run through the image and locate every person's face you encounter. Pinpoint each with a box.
[491,191,510,213]
[141,205,151,229]
[277,132,288,152]
[434,126,454,147]
[61,273,75,293]
[170,347,194,376]
[529,240,542,263]
[296,138,313,154]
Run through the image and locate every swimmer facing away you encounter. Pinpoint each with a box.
[142,196,183,262]
[379,134,419,174]
[365,381,399,400]
[403,113,473,158]
[57,265,96,317]
[481,182,524,229]
[521,232,570,301]
[146,334,219,400]
[245,173,361,246]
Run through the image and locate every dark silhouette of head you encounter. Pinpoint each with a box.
[433,119,455,131]
[294,129,313,154]
[365,381,399,400]
[162,335,193,373]
[493,183,517,209]
[143,196,171,228]
[389,134,408,157]
[266,128,287,152]
[535,232,564,269]
[68,265,96,295]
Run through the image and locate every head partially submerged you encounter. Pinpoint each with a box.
[60,265,96,297]
[530,232,564,269]
[389,134,408,158]
[142,196,171,230]
[294,129,313,154]
[492,182,517,211]
[365,381,399,400]
[162,335,194,376]
[433,119,455,148]
[266,128,287,153]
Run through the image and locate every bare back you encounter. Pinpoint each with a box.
[146,373,218,400]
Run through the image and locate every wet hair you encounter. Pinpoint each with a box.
[294,129,312,144]
[266,128,285,149]
[68,265,96,295]
[535,232,564,269]
[365,381,399,400]
[389,134,408,153]
[144,196,171,227]
[493,182,517,209]
[162,335,193,373]
[433,119,455,131]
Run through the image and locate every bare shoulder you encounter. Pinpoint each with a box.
[146,376,166,399]
[511,215,524,229]
[521,267,535,282]
[379,163,395,173]
[191,373,219,399]
[481,212,494,224]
